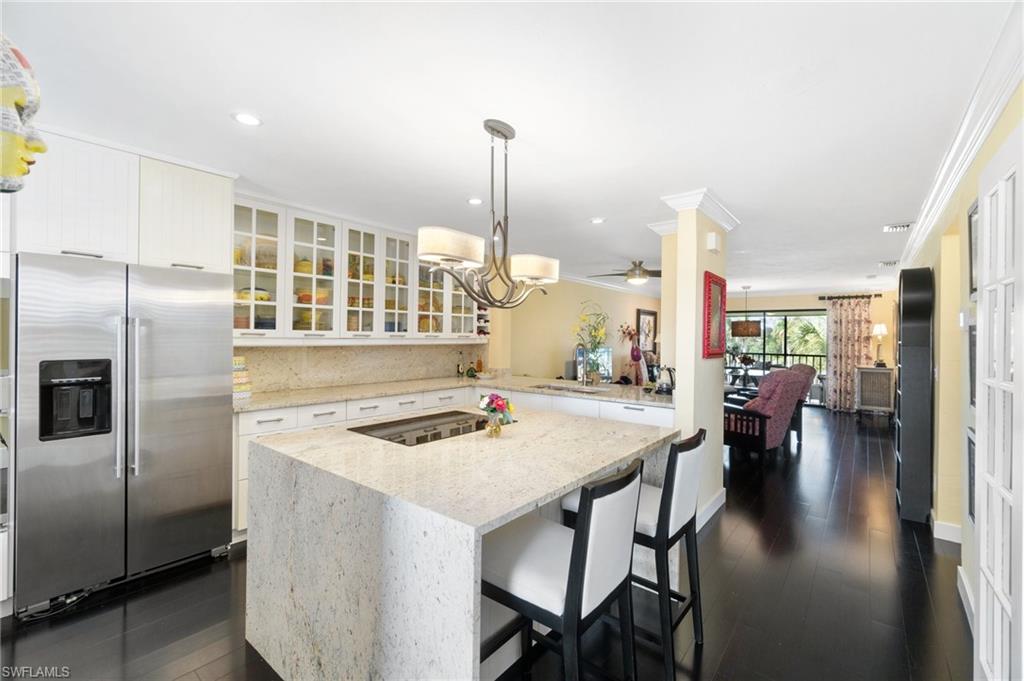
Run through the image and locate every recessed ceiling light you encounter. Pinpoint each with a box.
[232,112,262,126]
[590,217,605,225]
[467,198,483,206]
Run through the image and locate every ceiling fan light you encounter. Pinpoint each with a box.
[511,254,559,284]
[626,274,648,285]
[416,226,485,268]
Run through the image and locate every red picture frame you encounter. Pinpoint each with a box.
[702,271,727,358]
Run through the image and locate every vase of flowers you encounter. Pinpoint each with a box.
[572,302,609,383]
[479,392,513,437]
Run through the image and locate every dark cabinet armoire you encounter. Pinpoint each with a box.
[895,267,934,522]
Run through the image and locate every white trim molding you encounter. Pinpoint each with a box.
[659,188,741,232]
[647,219,678,236]
[696,486,727,530]
[559,272,662,297]
[901,2,1022,265]
[932,516,963,544]
[957,565,975,634]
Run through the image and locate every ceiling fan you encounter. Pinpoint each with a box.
[588,260,661,286]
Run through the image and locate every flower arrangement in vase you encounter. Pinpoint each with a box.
[619,323,647,385]
[479,393,514,437]
[572,302,609,383]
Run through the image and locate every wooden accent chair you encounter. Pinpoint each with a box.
[788,363,818,443]
[723,369,806,458]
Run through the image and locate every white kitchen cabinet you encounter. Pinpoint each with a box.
[286,210,341,338]
[297,401,348,428]
[0,529,8,602]
[238,405,298,434]
[13,132,139,262]
[423,387,472,408]
[382,233,414,338]
[551,395,600,418]
[598,401,674,427]
[342,223,381,337]
[139,158,233,273]
[448,279,477,339]
[233,198,287,339]
[415,259,446,338]
[508,390,553,412]
[236,479,250,531]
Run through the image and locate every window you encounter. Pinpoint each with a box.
[725,309,828,374]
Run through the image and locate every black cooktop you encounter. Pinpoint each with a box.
[349,410,489,447]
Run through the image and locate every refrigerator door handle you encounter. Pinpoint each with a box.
[115,316,127,478]
[130,318,142,476]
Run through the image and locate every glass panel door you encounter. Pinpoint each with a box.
[417,263,444,335]
[383,236,411,334]
[233,202,281,335]
[345,227,377,334]
[450,279,475,336]
[290,216,337,335]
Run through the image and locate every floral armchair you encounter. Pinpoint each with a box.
[788,363,818,443]
[723,369,807,457]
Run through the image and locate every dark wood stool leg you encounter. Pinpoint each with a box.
[520,619,533,679]
[563,618,582,681]
[684,524,704,645]
[655,542,676,681]
[619,586,637,681]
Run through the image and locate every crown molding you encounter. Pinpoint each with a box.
[902,2,1022,265]
[659,187,740,232]
[559,272,661,298]
[647,219,678,236]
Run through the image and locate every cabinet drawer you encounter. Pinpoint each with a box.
[598,402,674,427]
[346,396,397,420]
[551,395,600,418]
[509,391,553,412]
[297,402,348,428]
[394,393,424,413]
[235,479,249,531]
[423,388,468,409]
[238,407,298,435]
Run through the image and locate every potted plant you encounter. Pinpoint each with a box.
[572,302,609,384]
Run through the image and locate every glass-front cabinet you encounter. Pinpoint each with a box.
[450,280,477,337]
[417,261,445,336]
[233,199,285,338]
[383,234,413,336]
[287,212,340,338]
[344,224,378,337]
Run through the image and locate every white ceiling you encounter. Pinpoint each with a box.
[4,2,1011,297]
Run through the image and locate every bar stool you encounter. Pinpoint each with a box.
[480,460,644,681]
[561,429,707,681]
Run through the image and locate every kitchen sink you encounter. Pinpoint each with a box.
[531,384,611,394]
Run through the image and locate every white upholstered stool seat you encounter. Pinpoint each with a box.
[482,514,574,616]
[561,482,661,537]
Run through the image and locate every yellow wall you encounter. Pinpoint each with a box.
[727,291,898,367]
[917,82,1023,600]
[487,308,512,370]
[508,279,660,379]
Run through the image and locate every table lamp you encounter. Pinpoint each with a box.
[872,323,889,367]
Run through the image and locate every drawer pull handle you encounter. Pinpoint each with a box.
[61,249,103,259]
[171,262,205,270]
[352,333,372,338]
[389,334,407,338]
[312,410,337,418]
[399,400,416,406]
[423,334,440,338]
[359,405,379,411]
[256,417,285,424]
[240,332,266,337]
[623,406,645,412]
[438,395,454,401]
[304,332,326,337]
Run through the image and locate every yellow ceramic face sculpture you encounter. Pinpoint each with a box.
[1,35,46,192]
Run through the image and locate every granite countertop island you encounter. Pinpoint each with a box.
[234,374,673,413]
[245,406,679,680]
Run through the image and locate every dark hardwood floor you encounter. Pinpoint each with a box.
[1,409,971,681]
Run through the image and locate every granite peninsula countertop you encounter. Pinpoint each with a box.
[250,406,678,532]
[234,374,674,413]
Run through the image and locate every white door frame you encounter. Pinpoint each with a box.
[975,121,1023,681]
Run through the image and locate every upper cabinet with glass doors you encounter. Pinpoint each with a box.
[344,224,379,337]
[383,234,413,337]
[450,279,477,337]
[233,199,286,338]
[417,261,445,337]
[287,212,340,338]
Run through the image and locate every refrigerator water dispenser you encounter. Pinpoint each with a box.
[38,359,112,441]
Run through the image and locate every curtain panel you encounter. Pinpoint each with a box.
[826,298,873,411]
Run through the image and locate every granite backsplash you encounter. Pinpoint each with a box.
[238,345,487,393]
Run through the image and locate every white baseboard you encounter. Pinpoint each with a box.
[697,486,726,530]
[957,565,975,635]
[1,597,11,618]
[930,511,963,544]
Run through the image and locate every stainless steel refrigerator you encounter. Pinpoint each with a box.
[13,253,232,611]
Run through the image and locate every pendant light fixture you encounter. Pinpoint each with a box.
[731,285,762,337]
[417,120,559,309]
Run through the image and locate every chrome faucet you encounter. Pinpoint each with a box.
[575,342,589,386]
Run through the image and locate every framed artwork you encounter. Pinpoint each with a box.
[968,200,979,298]
[636,309,657,353]
[702,271,727,358]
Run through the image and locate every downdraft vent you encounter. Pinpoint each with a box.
[883,222,914,233]
[878,260,899,268]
